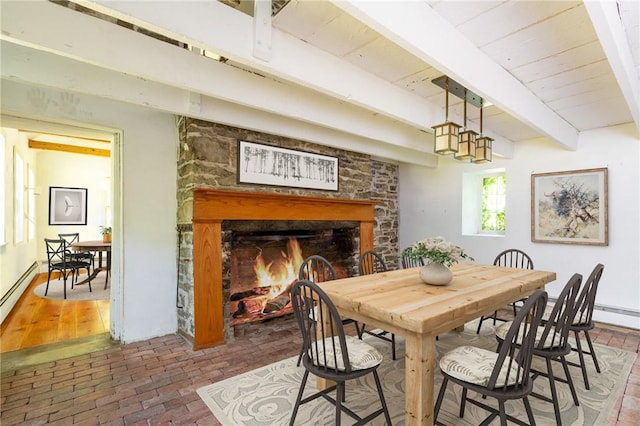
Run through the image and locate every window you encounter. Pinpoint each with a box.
[28,164,36,240]
[462,169,506,236]
[14,148,25,244]
[481,174,506,233]
[0,134,5,246]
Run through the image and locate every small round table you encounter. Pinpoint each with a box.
[71,240,111,289]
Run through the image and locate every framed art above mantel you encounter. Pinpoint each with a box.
[237,141,338,191]
[531,168,608,246]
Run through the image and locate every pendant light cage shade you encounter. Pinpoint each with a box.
[474,136,493,163]
[433,122,461,154]
[455,129,477,160]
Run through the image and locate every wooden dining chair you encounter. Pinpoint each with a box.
[357,250,398,360]
[289,279,392,426]
[401,247,424,269]
[476,248,534,333]
[495,273,582,426]
[435,289,548,426]
[556,263,604,390]
[296,255,359,366]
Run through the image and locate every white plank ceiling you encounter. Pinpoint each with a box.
[1,0,638,164]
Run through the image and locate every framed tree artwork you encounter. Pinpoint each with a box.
[49,186,88,225]
[531,168,608,245]
[238,141,338,191]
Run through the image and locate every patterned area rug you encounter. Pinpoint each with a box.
[33,271,110,301]
[197,320,636,425]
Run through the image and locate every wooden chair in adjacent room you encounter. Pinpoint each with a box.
[476,248,534,333]
[58,232,95,284]
[44,238,92,299]
[357,250,398,360]
[296,255,359,366]
[435,289,548,426]
[289,279,392,426]
[495,273,582,426]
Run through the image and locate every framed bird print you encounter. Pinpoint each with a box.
[531,168,608,245]
[49,186,88,225]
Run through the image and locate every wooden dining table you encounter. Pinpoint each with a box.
[318,262,556,426]
[71,240,111,289]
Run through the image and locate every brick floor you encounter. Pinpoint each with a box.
[0,316,638,425]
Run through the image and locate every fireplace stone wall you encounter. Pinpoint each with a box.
[175,117,399,342]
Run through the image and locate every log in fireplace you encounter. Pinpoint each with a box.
[191,189,377,349]
[229,226,356,326]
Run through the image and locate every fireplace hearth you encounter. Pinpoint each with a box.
[229,226,357,326]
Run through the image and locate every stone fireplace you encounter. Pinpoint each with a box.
[176,118,399,350]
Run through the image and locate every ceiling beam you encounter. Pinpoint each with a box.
[332,0,579,151]
[79,0,514,155]
[28,139,111,157]
[81,0,442,130]
[584,0,640,130]
[1,42,437,167]
[0,1,437,162]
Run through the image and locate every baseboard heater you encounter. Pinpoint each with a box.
[548,297,640,318]
[0,261,38,308]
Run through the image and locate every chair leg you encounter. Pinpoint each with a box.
[583,330,601,373]
[560,356,580,406]
[573,330,590,389]
[357,323,365,339]
[372,370,392,425]
[335,382,343,426]
[459,387,467,418]
[391,333,396,360]
[523,396,536,426]
[61,271,68,300]
[296,348,304,367]
[289,370,309,426]
[498,400,507,426]
[433,376,448,422]
[45,271,53,296]
[476,316,484,334]
[545,358,563,426]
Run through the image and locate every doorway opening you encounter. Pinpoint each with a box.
[0,116,119,354]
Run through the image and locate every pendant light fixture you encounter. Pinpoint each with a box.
[473,99,493,163]
[432,77,461,155]
[431,75,493,164]
[455,89,477,161]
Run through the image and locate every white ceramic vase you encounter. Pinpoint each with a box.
[419,262,453,286]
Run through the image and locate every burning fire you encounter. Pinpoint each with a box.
[253,238,305,306]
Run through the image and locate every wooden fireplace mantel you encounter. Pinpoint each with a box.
[192,189,378,349]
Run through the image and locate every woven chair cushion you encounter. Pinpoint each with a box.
[496,321,564,349]
[439,345,520,387]
[310,335,383,371]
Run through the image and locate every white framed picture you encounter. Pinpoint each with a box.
[49,186,88,225]
[238,141,338,191]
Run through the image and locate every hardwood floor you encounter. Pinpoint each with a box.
[0,273,110,353]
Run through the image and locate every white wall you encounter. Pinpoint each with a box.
[0,127,39,322]
[399,123,640,329]
[1,79,179,343]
